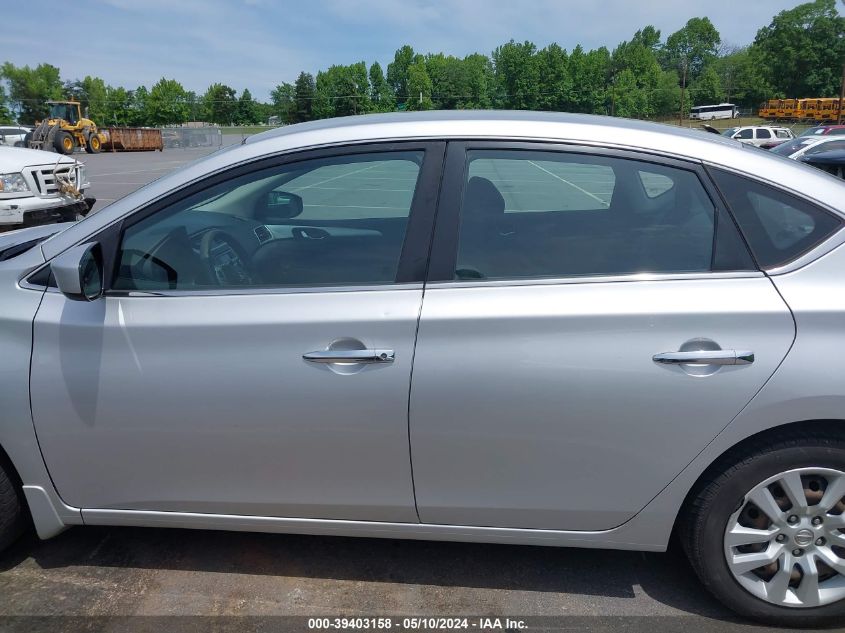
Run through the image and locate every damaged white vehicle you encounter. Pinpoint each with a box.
[0,147,92,230]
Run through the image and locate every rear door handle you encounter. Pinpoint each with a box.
[303,349,395,364]
[652,350,754,365]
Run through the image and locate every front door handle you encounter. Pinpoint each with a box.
[653,349,754,366]
[303,349,395,364]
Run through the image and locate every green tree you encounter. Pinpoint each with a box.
[712,46,772,110]
[0,62,63,123]
[202,83,237,125]
[102,85,133,125]
[237,88,259,125]
[492,40,540,109]
[368,62,394,112]
[147,78,189,126]
[128,86,149,126]
[425,53,462,109]
[688,65,724,106]
[609,29,664,118]
[460,53,494,109]
[632,25,662,52]
[0,85,12,123]
[271,82,295,123]
[293,72,316,122]
[314,63,369,118]
[387,45,416,108]
[652,69,686,117]
[535,44,571,111]
[752,0,845,97]
[567,45,610,113]
[609,69,650,118]
[405,58,433,111]
[662,17,721,82]
[79,76,108,123]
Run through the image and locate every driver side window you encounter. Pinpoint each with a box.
[113,151,424,291]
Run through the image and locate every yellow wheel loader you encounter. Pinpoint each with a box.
[26,101,107,155]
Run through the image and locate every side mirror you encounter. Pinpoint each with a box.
[256,190,303,223]
[51,242,104,301]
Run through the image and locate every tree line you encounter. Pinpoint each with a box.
[1,0,842,127]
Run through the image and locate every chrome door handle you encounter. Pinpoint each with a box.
[653,350,754,366]
[303,349,395,364]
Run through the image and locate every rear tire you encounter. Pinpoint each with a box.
[680,433,845,626]
[0,460,26,553]
[55,131,74,155]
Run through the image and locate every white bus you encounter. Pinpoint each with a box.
[690,103,739,120]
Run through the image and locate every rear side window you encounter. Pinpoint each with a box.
[710,169,842,268]
[452,150,754,281]
[806,140,845,155]
[757,129,772,139]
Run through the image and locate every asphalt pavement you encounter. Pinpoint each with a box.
[0,137,802,632]
[77,134,243,213]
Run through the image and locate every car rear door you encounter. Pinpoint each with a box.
[30,142,444,522]
[409,142,795,531]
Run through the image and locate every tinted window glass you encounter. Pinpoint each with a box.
[114,152,423,290]
[454,150,753,280]
[711,169,842,268]
[806,140,845,155]
[756,129,772,139]
[736,129,753,139]
[772,139,815,156]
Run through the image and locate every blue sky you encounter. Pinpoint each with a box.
[2,0,832,101]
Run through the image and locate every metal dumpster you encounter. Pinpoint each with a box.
[101,127,163,152]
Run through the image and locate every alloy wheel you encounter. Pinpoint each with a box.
[724,467,845,607]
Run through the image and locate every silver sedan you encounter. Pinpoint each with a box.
[1,111,844,626]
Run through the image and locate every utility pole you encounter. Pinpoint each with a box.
[838,61,844,125]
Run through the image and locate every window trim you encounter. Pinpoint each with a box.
[82,141,446,296]
[426,140,758,285]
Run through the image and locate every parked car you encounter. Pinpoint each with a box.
[721,125,795,148]
[1,112,845,625]
[771,135,845,160]
[0,125,33,147]
[800,149,845,179]
[799,125,845,137]
[0,146,92,230]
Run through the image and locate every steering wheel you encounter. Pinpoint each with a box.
[198,229,254,286]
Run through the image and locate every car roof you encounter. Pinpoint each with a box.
[246,110,744,151]
[41,110,845,260]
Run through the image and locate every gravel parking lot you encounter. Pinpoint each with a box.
[0,138,797,633]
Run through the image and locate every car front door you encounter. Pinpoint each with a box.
[409,143,795,531]
[30,143,443,522]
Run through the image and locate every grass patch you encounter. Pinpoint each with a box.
[220,126,280,136]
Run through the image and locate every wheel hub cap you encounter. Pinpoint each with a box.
[724,467,845,608]
[794,529,814,547]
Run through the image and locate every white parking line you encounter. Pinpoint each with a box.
[522,161,610,208]
[291,164,380,192]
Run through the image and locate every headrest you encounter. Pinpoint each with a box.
[463,176,505,222]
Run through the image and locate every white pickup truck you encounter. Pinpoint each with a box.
[0,146,92,231]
